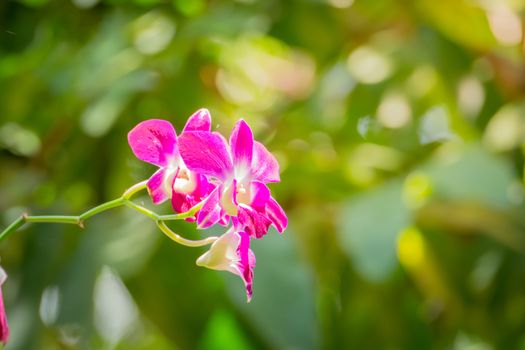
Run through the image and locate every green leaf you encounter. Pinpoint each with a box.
[415,0,497,50]
[338,181,410,282]
[422,144,517,207]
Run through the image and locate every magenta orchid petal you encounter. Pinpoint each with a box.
[251,141,280,183]
[230,119,254,172]
[237,231,255,302]
[0,267,9,345]
[178,131,233,180]
[266,197,288,233]
[171,173,214,220]
[237,205,272,239]
[0,290,7,345]
[183,108,211,132]
[147,167,177,205]
[128,119,178,167]
[218,212,230,226]
[192,173,215,200]
[249,181,270,211]
[197,187,223,229]
[171,191,192,217]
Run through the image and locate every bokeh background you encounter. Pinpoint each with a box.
[1,0,525,349]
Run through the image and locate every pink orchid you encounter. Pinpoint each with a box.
[128,109,214,217]
[196,228,255,301]
[178,119,288,238]
[0,267,9,345]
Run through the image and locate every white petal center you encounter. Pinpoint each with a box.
[173,166,197,194]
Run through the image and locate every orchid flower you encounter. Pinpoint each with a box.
[1,108,288,308]
[178,119,288,238]
[196,228,255,301]
[0,266,9,345]
[128,109,214,217]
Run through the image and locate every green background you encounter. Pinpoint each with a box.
[1,0,525,349]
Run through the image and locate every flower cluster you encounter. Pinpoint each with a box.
[127,109,287,301]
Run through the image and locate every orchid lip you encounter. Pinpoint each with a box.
[163,166,178,194]
[159,157,181,198]
[221,182,239,216]
[235,183,250,205]
[173,166,197,194]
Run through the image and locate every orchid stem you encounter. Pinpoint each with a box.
[157,221,218,247]
[26,216,80,224]
[159,202,203,221]
[123,201,159,221]
[0,215,26,242]
[122,180,148,199]
[0,180,215,248]
[79,198,125,222]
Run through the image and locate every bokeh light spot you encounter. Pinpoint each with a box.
[347,46,393,84]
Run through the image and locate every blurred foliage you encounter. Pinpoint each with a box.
[1,0,525,349]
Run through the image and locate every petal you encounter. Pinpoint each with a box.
[171,174,214,217]
[147,167,177,204]
[249,181,270,211]
[183,108,211,132]
[251,141,280,183]
[197,187,223,229]
[192,173,215,200]
[171,191,192,217]
[128,119,178,167]
[221,179,238,216]
[230,119,253,172]
[196,229,239,272]
[237,205,272,239]
[0,268,5,285]
[178,131,233,180]
[195,229,255,301]
[0,289,8,344]
[0,268,8,344]
[236,231,255,302]
[266,197,288,233]
[218,213,230,226]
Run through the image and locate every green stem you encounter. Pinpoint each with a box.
[123,200,159,221]
[0,215,26,242]
[79,198,125,222]
[0,180,216,248]
[157,221,218,247]
[158,201,203,221]
[25,216,79,224]
[122,180,148,199]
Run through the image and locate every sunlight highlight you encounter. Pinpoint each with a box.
[347,46,392,84]
[483,105,525,151]
[397,227,426,269]
[486,4,522,46]
[457,76,485,119]
[377,92,412,129]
